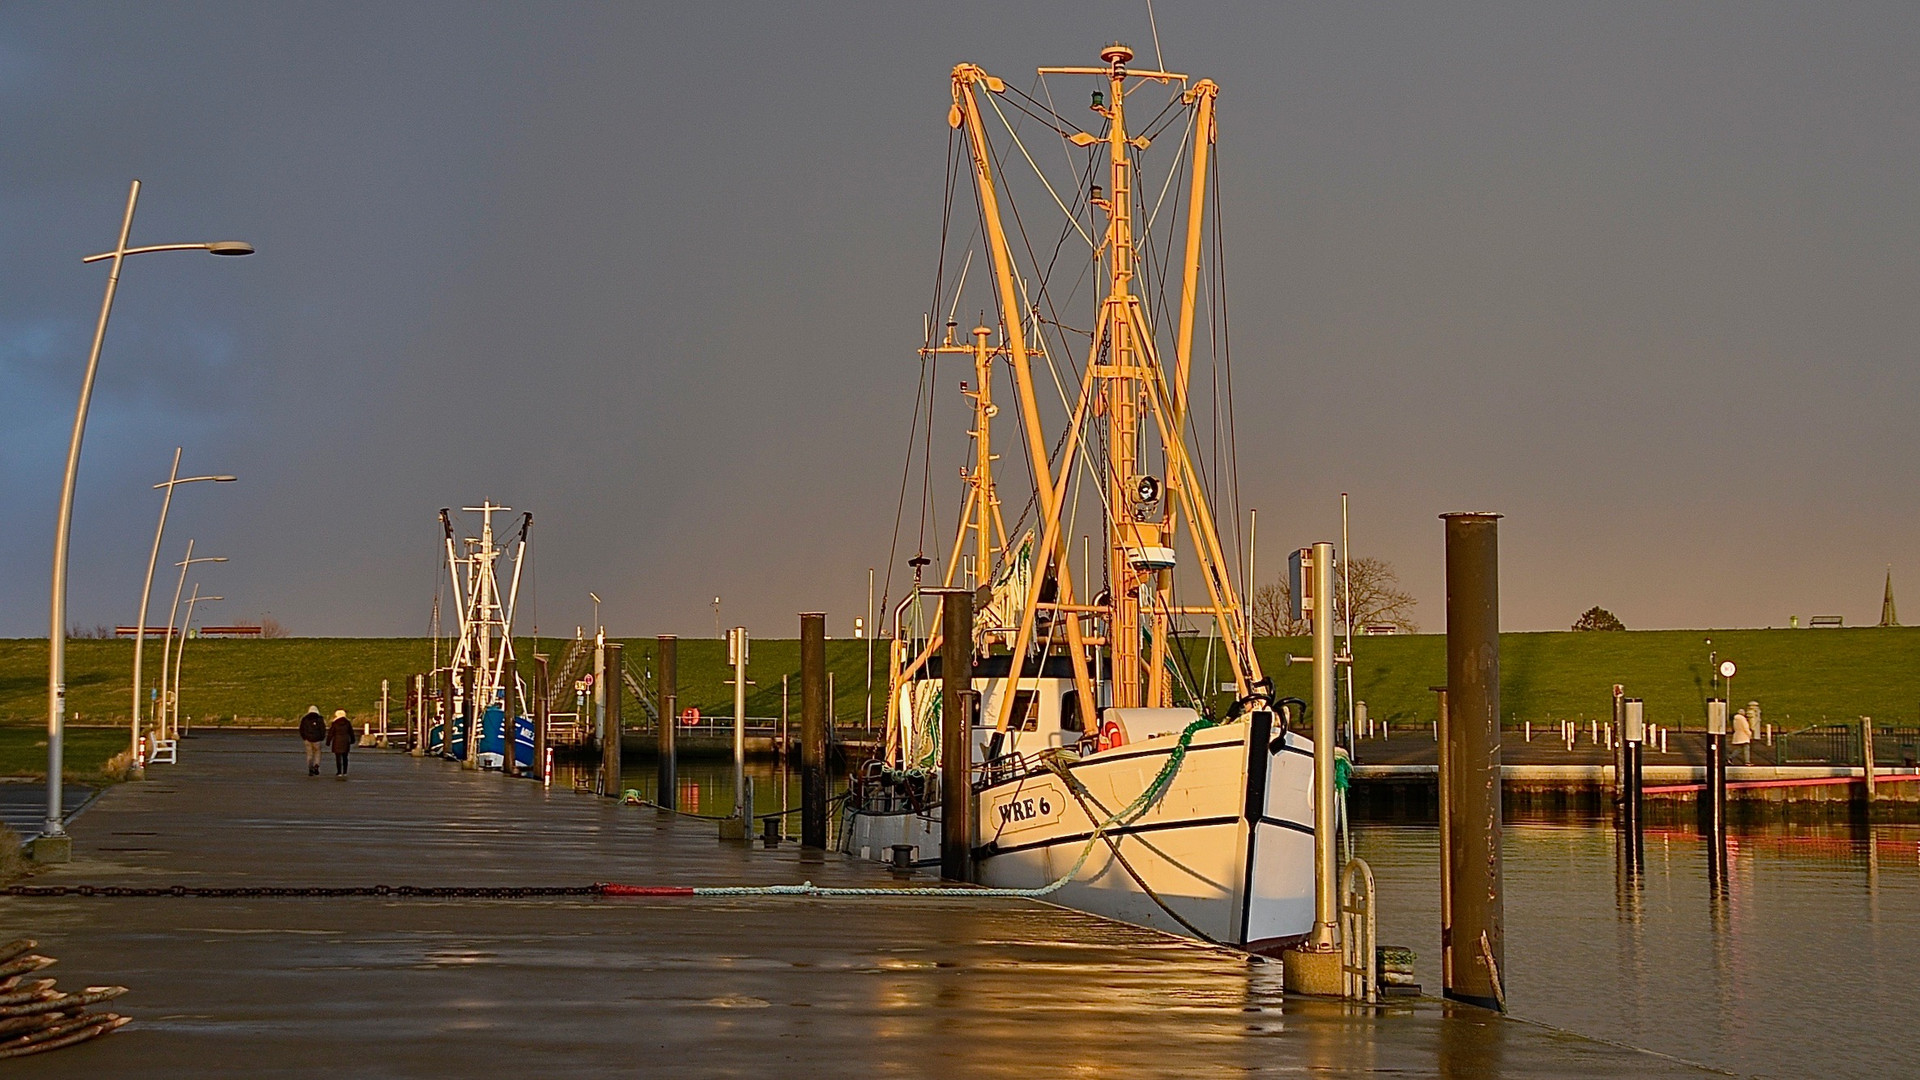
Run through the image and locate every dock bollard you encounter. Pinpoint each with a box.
[800,613,828,848]
[657,636,677,812]
[1439,512,1504,1013]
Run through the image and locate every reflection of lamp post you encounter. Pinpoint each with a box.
[43,178,250,851]
[168,587,223,742]
[130,449,235,773]
[158,543,227,742]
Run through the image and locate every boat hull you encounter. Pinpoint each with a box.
[847,716,1317,952]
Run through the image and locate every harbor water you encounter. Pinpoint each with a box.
[612,756,1915,1077]
[1360,816,1918,1078]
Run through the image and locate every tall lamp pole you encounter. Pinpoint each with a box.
[157,544,227,743]
[130,450,235,774]
[44,178,251,851]
[169,588,222,740]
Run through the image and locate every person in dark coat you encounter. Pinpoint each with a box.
[299,706,326,776]
[327,709,355,777]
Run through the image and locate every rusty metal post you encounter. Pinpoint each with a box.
[657,635,677,811]
[800,613,828,848]
[938,589,975,882]
[532,654,549,782]
[603,642,623,795]
[1442,511,1503,1012]
[501,655,519,776]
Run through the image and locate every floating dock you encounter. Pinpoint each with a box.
[8,731,1727,1076]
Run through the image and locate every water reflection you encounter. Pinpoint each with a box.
[1358,817,1920,1079]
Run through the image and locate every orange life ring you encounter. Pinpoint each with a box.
[1098,719,1127,751]
[680,707,701,727]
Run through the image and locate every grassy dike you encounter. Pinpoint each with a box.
[2,627,1916,776]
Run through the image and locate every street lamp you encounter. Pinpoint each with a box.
[157,542,227,743]
[130,448,235,774]
[45,179,251,851]
[589,591,601,635]
[167,587,223,743]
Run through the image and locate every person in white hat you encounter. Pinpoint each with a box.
[298,706,326,776]
[326,709,355,777]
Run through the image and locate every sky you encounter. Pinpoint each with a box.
[3,2,1917,639]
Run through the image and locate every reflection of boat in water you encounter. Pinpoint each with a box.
[426,502,536,772]
[847,43,1316,951]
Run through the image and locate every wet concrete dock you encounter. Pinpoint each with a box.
[6,731,1723,1077]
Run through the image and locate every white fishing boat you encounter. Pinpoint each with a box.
[847,43,1320,952]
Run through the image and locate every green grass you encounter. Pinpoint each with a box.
[1242,627,1920,730]
[0,726,132,781]
[2,627,1915,754]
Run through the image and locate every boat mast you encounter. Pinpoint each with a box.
[951,64,1099,729]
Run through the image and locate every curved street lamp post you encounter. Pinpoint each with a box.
[129,449,235,775]
[43,179,250,853]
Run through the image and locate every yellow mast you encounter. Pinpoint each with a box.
[952,65,1099,732]
[944,45,1262,733]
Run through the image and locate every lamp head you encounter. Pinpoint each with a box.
[206,242,254,256]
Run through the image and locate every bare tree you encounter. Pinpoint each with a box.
[1338,556,1419,633]
[1252,581,1308,636]
[260,616,289,639]
[1248,556,1419,636]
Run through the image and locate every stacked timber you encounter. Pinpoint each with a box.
[0,939,130,1058]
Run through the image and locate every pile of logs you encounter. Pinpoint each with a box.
[0,939,129,1058]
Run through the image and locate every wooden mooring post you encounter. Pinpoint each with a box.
[657,635,677,811]
[501,655,519,776]
[938,589,974,883]
[800,613,827,848]
[1441,512,1504,1013]
[603,642,623,795]
[532,654,549,782]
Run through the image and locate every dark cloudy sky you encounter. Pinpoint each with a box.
[4,3,1916,639]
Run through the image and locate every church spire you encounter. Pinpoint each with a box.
[1880,566,1899,627]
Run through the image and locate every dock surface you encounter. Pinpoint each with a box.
[7,731,1722,1077]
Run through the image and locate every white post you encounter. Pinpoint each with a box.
[730,627,749,820]
[1310,541,1339,950]
[866,568,875,733]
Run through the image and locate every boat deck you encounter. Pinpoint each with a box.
[9,730,1722,1077]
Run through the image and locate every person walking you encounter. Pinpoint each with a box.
[299,706,326,776]
[327,709,355,777]
[1731,707,1754,766]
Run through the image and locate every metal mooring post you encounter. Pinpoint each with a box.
[936,589,975,883]
[1862,716,1877,804]
[800,613,828,848]
[1611,684,1626,804]
[532,655,549,782]
[657,636,677,811]
[1442,511,1503,1012]
[1431,684,1451,990]
[1705,697,1728,882]
[722,627,751,840]
[501,655,518,776]
[1622,698,1645,860]
[1283,542,1342,994]
[603,642,624,796]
